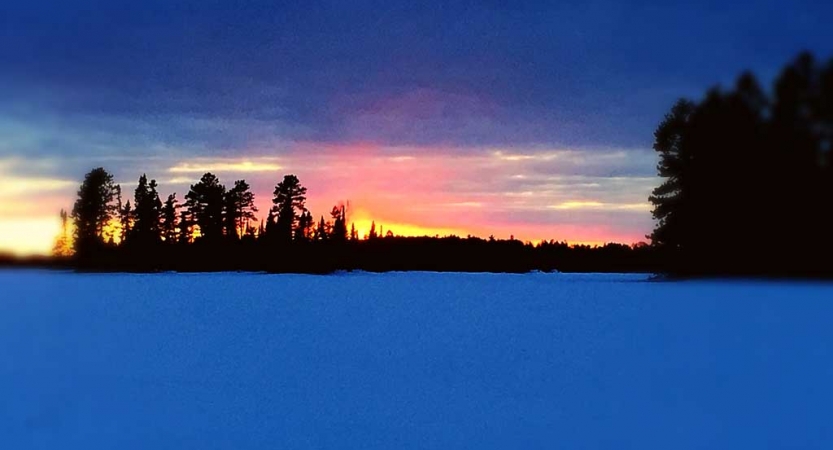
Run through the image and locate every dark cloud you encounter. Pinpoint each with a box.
[2,0,831,154]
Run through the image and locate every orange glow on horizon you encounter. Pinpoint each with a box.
[1,145,653,256]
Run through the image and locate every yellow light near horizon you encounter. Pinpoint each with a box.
[552,201,605,210]
[4,178,75,196]
[348,209,468,239]
[0,217,62,256]
[168,160,282,174]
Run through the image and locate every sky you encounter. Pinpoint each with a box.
[1,0,832,254]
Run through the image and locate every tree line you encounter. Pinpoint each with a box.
[50,168,660,273]
[65,170,359,254]
[650,52,833,276]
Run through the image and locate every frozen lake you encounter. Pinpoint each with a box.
[2,270,832,449]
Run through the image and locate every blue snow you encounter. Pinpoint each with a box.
[1,270,832,449]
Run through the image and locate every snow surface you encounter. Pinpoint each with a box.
[2,270,833,449]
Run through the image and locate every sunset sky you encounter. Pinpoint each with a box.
[2,0,832,255]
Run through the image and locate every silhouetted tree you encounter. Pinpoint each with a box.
[118,200,133,243]
[178,210,192,244]
[115,185,132,243]
[295,210,313,242]
[648,99,695,249]
[184,173,226,242]
[224,180,258,239]
[272,174,307,243]
[330,205,347,243]
[314,215,328,241]
[350,223,358,241]
[71,167,119,255]
[368,221,378,240]
[263,209,278,239]
[161,193,179,243]
[130,174,163,244]
[649,52,833,274]
[767,53,827,253]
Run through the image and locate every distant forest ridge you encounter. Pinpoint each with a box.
[47,167,661,273]
[6,51,832,276]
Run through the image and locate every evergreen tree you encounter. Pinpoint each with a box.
[350,223,358,241]
[71,167,119,254]
[178,210,192,244]
[115,185,133,244]
[768,53,827,251]
[119,200,133,243]
[161,193,179,243]
[368,221,378,240]
[314,215,328,241]
[330,205,347,243]
[649,52,833,272]
[822,60,833,238]
[224,180,258,239]
[131,174,163,244]
[184,173,226,242]
[295,210,313,242]
[272,174,307,243]
[648,99,695,249]
[263,209,278,239]
[304,210,314,240]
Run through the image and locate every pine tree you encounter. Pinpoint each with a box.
[115,182,133,245]
[295,210,313,242]
[71,167,119,255]
[272,174,307,243]
[161,193,179,243]
[330,205,347,243]
[648,52,833,272]
[264,209,277,239]
[315,215,328,241]
[648,99,694,249]
[119,200,133,243]
[131,174,163,244]
[224,180,258,239]
[184,173,226,242]
[178,210,192,244]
